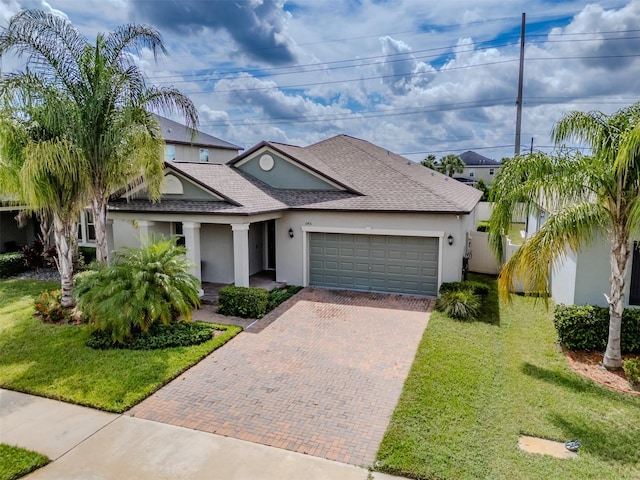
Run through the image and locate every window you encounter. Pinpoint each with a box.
[172,222,185,246]
[165,145,176,161]
[469,169,475,178]
[489,168,495,175]
[78,211,96,243]
[86,211,96,242]
[199,148,209,163]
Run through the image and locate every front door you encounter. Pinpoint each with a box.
[266,220,276,270]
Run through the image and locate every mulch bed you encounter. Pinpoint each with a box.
[563,348,640,396]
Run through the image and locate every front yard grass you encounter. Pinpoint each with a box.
[0,444,49,480]
[376,275,640,480]
[0,280,242,413]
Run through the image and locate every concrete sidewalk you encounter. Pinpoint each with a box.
[1,390,403,479]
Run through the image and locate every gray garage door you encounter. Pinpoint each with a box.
[309,233,439,296]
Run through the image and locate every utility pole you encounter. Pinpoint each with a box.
[514,12,526,156]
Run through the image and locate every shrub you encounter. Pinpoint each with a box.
[435,289,481,320]
[623,357,640,390]
[477,221,490,232]
[439,280,490,298]
[553,305,640,353]
[0,251,29,277]
[79,246,97,264]
[86,321,217,350]
[34,290,69,323]
[267,285,303,311]
[218,286,269,318]
[75,237,201,343]
[22,237,56,271]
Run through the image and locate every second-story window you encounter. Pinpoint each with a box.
[199,148,209,162]
[165,145,176,161]
[489,168,495,175]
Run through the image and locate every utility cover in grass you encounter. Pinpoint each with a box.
[518,435,578,459]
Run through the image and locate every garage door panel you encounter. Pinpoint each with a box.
[309,232,439,296]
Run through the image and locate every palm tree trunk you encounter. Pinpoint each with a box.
[52,215,75,308]
[605,232,629,370]
[92,195,109,264]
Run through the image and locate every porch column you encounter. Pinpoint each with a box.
[137,220,155,243]
[182,221,201,283]
[105,219,114,262]
[231,223,250,287]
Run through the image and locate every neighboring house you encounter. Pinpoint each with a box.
[456,151,501,186]
[525,208,640,308]
[108,132,483,297]
[0,201,36,252]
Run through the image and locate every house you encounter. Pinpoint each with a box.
[525,208,640,307]
[107,130,483,297]
[0,200,36,252]
[456,151,501,186]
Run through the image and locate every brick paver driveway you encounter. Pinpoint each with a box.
[129,288,431,466]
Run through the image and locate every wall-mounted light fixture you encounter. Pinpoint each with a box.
[447,234,454,246]
[288,228,294,238]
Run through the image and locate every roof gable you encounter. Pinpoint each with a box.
[459,150,501,166]
[154,114,242,151]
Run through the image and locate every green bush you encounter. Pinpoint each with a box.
[439,280,490,298]
[218,286,269,318]
[435,289,481,320]
[79,246,97,264]
[0,251,28,277]
[553,305,640,353]
[267,285,302,311]
[86,321,217,350]
[75,237,201,343]
[622,357,640,390]
[477,221,490,232]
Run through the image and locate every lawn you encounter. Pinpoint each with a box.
[376,275,640,480]
[0,280,242,413]
[0,444,48,480]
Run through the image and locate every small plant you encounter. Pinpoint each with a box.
[435,289,481,320]
[439,280,490,298]
[218,286,269,318]
[22,237,45,270]
[622,357,640,391]
[34,290,69,323]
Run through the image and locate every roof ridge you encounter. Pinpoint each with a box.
[339,136,474,211]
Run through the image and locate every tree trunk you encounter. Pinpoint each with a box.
[52,215,75,308]
[92,194,109,264]
[605,231,629,370]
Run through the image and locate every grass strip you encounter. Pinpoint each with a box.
[0,444,49,480]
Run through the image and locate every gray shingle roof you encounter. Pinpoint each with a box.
[459,150,501,166]
[154,115,241,151]
[110,135,482,215]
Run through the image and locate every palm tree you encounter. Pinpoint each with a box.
[0,10,198,263]
[438,154,465,177]
[489,102,640,370]
[0,97,91,307]
[421,154,437,170]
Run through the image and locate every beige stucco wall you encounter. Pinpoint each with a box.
[274,210,474,288]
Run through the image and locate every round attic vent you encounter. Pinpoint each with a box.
[259,154,275,171]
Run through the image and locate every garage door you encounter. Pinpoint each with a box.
[309,233,439,296]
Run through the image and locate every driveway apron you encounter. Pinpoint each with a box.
[128,288,431,467]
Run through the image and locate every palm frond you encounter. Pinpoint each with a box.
[498,201,608,300]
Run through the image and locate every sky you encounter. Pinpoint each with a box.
[1,0,639,162]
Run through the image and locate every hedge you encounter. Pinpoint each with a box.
[553,304,640,353]
[217,286,269,319]
[0,251,28,278]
